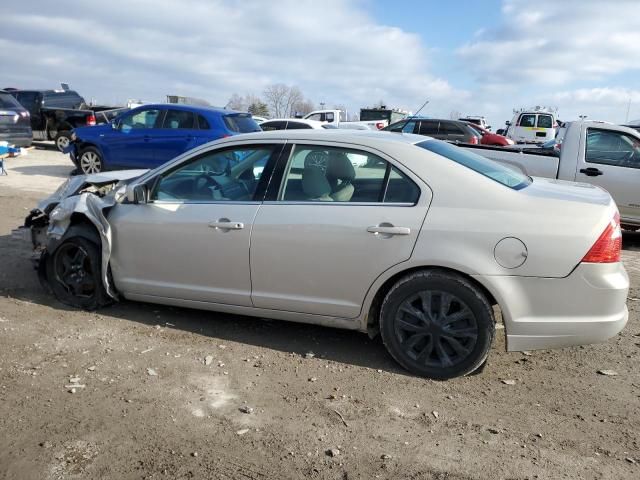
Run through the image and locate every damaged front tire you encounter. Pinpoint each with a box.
[46,236,110,310]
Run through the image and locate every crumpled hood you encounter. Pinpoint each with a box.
[39,169,149,212]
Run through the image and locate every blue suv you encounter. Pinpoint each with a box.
[69,104,261,174]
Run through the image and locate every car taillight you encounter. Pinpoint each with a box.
[469,136,479,144]
[582,212,621,263]
[86,114,96,126]
[376,122,384,130]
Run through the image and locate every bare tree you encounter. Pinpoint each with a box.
[293,98,315,116]
[263,84,305,117]
[226,93,245,111]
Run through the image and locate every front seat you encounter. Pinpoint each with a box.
[326,151,355,202]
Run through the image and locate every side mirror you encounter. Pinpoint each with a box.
[505,121,511,126]
[126,184,148,204]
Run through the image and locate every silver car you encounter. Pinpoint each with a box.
[18,130,629,379]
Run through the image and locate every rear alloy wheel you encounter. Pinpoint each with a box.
[380,270,495,379]
[79,147,103,174]
[55,131,72,152]
[46,236,109,310]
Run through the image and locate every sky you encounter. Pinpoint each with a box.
[2,0,640,128]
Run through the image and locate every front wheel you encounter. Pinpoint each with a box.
[45,236,109,310]
[55,131,72,152]
[78,147,104,174]
[380,270,495,380]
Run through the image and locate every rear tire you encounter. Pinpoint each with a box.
[55,131,72,152]
[45,236,109,310]
[380,270,494,380]
[78,147,104,174]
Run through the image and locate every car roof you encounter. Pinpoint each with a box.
[221,129,429,147]
[261,118,325,127]
[137,103,247,115]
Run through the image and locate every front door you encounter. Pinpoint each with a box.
[250,142,430,318]
[102,107,162,169]
[154,108,201,167]
[576,126,640,224]
[108,143,283,306]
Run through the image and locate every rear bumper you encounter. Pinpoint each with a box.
[0,130,32,147]
[474,262,629,351]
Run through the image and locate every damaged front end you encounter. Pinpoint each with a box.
[12,169,149,300]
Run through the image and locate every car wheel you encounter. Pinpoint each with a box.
[45,235,109,310]
[79,147,103,174]
[380,270,495,380]
[55,131,72,152]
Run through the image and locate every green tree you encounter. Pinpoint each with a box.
[248,101,269,117]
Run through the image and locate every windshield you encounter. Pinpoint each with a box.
[417,140,531,190]
[223,113,261,133]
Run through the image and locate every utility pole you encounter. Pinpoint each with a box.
[625,96,632,124]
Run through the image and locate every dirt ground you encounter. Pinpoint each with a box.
[1,145,639,479]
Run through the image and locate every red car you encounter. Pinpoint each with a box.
[465,122,514,146]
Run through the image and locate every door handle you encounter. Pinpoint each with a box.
[209,219,244,230]
[579,167,603,176]
[367,225,411,236]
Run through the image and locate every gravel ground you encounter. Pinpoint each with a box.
[0,146,639,479]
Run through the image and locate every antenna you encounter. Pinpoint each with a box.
[410,99,430,118]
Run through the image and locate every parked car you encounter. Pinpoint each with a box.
[251,116,268,124]
[504,109,557,144]
[303,108,405,130]
[465,122,514,146]
[459,116,490,130]
[384,118,479,144]
[460,121,640,229]
[16,130,628,379]
[9,88,121,152]
[0,89,32,147]
[259,118,331,130]
[69,104,261,174]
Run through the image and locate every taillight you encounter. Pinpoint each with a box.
[469,136,479,144]
[376,122,384,130]
[582,212,621,263]
[86,114,96,126]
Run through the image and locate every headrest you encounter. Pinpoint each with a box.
[302,167,331,199]
[304,150,329,171]
[327,151,355,181]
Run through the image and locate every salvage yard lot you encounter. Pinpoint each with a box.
[1,146,639,479]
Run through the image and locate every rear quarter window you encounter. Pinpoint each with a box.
[0,93,21,109]
[417,140,531,190]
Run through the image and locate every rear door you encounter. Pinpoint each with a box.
[439,121,469,143]
[13,92,44,132]
[575,126,640,224]
[249,142,430,318]
[417,120,440,138]
[155,108,199,166]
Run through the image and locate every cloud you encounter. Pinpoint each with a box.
[0,0,467,113]
[458,0,640,86]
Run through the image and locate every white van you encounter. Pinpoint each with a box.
[506,109,557,144]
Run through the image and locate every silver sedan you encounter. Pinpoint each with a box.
[20,130,629,379]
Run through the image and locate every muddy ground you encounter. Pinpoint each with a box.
[0,146,639,479]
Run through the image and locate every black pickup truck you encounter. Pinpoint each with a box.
[8,88,124,152]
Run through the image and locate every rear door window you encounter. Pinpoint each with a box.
[418,120,439,135]
[162,109,196,129]
[260,121,286,131]
[286,121,313,129]
[223,114,261,133]
[537,115,553,128]
[519,114,536,127]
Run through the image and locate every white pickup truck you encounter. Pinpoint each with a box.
[461,121,640,229]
